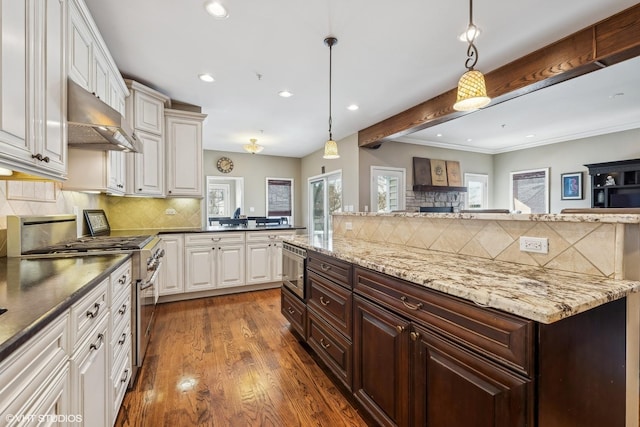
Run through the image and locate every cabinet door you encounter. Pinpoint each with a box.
[217,244,245,288]
[68,0,92,91]
[108,150,126,194]
[134,90,164,134]
[353,295,410,427]
[184,246,216,292]
[246,242,270,284]
[71,320,109,427]
[133,130,164,196]
[412,325,532,427]
[160,234,184,296]
[271,241,284,280]
[39,0,67,175]
[165,113,203,197]
[92,47,110,105]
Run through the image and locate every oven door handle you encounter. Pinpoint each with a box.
[140,263,162,290]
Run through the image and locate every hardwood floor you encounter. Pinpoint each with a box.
[115,289,370,427]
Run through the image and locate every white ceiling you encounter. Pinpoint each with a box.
[84,0,640,158]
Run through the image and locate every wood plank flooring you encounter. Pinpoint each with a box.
[115,289,370,427]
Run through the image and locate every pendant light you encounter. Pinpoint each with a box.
[453,0,491,112]
[243,138,263,154]
[323,36,340,159]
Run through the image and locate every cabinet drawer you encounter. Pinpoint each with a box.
[354,267,534,375]
[307,271,352,338]
[246,231,295,243]
[307,251,352,289]
[111,349,131,420]
[185,232,245,246]
[307,309,352,391]
[111,287,130,334]
[110,260,131,304]
[281,286,306,339]
[111,323,131,373]
[70,278,109,350]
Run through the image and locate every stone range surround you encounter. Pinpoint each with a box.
[405,190,464,212]
[333,212,640,280]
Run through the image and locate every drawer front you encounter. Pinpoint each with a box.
[111,288,130,333]
[246,231,295,243]
[307,271,352,338]
[307,308,352,391]
[307,251,352,289]
[354,267,534,375]
[185,232,245,246]
[70,278,109,350]
[111,322,131,372]
[110,260,132,304]
[111,345,131,417]
[281,286,306,339]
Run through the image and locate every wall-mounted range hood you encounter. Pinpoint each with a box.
[67,79,142,153]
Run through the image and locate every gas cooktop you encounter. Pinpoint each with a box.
[23,235,154,255]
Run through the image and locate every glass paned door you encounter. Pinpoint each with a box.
[371,167,405,212]
[309,171,342,241]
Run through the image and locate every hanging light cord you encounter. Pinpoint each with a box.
[465,0,479,71]
[328,39,334,140]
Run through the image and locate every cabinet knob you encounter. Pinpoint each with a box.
[320,263,331,271]
[410,331,421,341]
[287,307,295,315]
[168,190,172,194]
[138,188,142,191]
[396,325,406,333]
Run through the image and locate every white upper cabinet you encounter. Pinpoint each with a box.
[125,80,170,197]
[0,0,67,179]
[165,109,207,197]
[67,0,127,116]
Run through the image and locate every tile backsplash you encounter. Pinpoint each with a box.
[0,181,202,256]
[333,213,627,279]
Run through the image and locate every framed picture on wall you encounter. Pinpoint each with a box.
[509,168,550,213]
[561,172,583,200]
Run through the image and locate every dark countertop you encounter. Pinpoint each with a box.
[0,254,131,360]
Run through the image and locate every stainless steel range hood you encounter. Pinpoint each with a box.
[67,79,142,153]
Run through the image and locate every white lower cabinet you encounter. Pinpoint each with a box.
[70,316,109,427]
[0,313,70,426]
[185,242,245,292]
[246,231,294,284]
[159,234,185,296]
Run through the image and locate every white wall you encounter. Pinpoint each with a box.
[358,140,494,210]
[493,128,640,213]
[203,150,302,224]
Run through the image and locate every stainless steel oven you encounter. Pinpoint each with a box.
[282,242,306,300]
[6,214,164,387]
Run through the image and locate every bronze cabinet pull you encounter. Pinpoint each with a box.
[89,333,104,351]
[319,296,331,306]
[86,301,103,318]
[400,296,423,311]
[287,307,295,315]
[320,338,331,349]
[118,333,127,345]
[410,331,421,341]
[320,263,331,271]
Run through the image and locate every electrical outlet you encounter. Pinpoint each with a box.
[165,208,177,215]
[345,222,353,230]
[519,236,548,254]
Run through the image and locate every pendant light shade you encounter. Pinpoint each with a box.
[453,0,491,112]
[243,138,263,154]
[323,36,340,159]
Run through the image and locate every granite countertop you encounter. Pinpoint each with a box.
[0,254,131,360]
[288,235,640,324]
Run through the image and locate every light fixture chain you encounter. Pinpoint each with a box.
[328,40,333,139]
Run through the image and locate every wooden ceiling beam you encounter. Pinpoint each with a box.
[358,3,640,148]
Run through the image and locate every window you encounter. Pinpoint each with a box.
[464,173,489,209]
[266,178,293,222]
[309,171,342,239]
[206,176,244,226]
[371,166,406,212]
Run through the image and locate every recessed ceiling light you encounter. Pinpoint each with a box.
[458,26,480,42]
[347,104,359,111]
[204,1,229,19]
[278,90,293,98]
[466,138,473,142]
[436,133,443,137]
[525,134,536,138]
[198,73,215,83]
[609,92,624,99]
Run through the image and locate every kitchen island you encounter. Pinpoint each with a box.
[282,212,640,427]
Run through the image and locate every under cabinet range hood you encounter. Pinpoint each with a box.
[67,79,142,153]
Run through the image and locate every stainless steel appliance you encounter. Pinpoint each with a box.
[282,242,306,300]
[6,214,164,386]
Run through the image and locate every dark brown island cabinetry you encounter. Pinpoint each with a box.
[281,248,627,427]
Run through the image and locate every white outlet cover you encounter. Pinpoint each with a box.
[519,236,549,254]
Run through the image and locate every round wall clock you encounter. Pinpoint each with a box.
[217,156,234,173]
